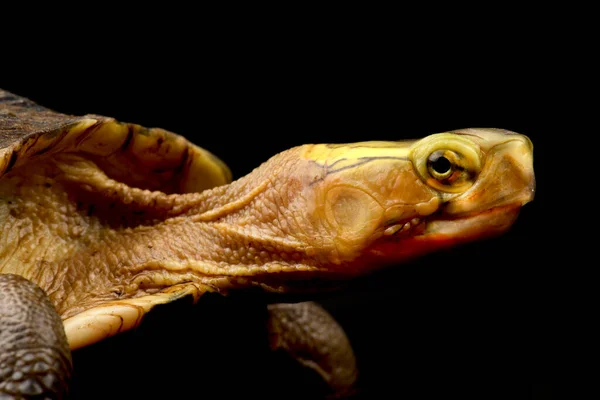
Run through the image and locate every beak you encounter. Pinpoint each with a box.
[446,134,535,215]
[509,135,536,205]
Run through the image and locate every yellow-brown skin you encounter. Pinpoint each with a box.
[0,129,534,325]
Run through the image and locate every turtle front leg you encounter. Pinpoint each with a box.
[0,274,72,399]
[267,301,357,398]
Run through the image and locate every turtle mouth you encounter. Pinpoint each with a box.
[382,216,426,237]
[381,204,522,241]
[419,204,522,239]
[349,204,524,275]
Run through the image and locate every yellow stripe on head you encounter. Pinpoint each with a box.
[301,141,413,171]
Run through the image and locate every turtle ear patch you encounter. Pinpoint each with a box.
[325,186,384,246]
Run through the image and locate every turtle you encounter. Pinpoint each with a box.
[0,89,535,399]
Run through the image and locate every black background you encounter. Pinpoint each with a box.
[2,34,557,399]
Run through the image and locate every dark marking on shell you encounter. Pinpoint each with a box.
[74,120,103,147]
[24,134,43,156]
[30,127,71,157]
[4,150,18,174]
[120,125,135,151]
[175,146,191,175]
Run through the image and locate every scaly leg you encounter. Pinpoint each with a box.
[267,301,357,398]
[0,274,72,399]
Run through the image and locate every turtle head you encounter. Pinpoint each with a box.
[289,129,535,273]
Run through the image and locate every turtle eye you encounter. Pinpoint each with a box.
[410,133,482,194]
[427,149,465,185]
[427,151,454,180]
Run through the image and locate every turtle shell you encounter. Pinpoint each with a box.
[0,89,232,194]
[0,89,234,349]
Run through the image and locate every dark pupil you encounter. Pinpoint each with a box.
[431,156,451,174]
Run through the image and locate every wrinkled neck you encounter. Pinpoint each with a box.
[81,147,326,298]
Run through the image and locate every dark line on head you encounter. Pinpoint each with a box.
[326,143,414,149]
[326,159,372,176]
[325,158,348,169]
[453,132,483,139]
[315,156,408,169]
[358,156,409,161]
[310,155,409,185]
[327,156,408,175]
